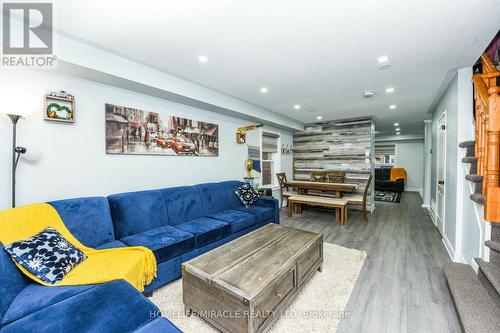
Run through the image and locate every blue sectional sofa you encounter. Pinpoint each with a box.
[0,180,279,333]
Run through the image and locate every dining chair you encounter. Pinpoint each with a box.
[327,171,345,183]
[310,171,327,182]
[343,174,373,221]
[276,172,294,208]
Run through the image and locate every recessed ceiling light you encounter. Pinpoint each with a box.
[378,55,389,63]
[377,55,391,70]
[389,104,397,109]
[260,87,268,93]
[316,116,323,120]
[395,127,401,131]
[385,87,395,93]
[394,122,399,126]
[294,104,301,110]
[198,55,208,63]
[396,132,401,135]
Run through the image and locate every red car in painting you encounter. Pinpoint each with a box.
[171,137,197,154]
[155,137,174,149]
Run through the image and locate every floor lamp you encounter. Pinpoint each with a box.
[3,113,35,208]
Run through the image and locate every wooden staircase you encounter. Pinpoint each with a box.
[444,53,500,332]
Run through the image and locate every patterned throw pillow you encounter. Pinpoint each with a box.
[234,183,260,207]
[4,227,86,284]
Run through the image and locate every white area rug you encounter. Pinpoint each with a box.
[150,243,366,333]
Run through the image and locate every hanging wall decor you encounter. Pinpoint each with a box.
[44,91,75,123]
[281,144,294,156]
[105,103,219,156]
[236,124,263,144]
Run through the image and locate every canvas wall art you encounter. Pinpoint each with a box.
[105,103,219,156]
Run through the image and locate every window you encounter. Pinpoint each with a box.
[261,132,280,186]
[375,144,395,166]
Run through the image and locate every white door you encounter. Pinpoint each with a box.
[436,112,446,236]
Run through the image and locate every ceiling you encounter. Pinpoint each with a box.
[52,0,500,136]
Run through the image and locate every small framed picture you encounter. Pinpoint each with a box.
[236,131,246,144]
[44,92,75,123]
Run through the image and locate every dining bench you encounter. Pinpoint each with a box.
[287,195,349,225]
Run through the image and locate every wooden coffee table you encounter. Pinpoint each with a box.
[182,224,323,333]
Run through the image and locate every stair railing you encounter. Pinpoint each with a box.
[473,53,500,222]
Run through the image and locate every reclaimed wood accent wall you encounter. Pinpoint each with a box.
[293,117,374,208]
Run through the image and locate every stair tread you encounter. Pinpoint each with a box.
[470,193,485,204]
[459,141,476,148]
[462,156,478,163]
[443,263,500,333]
[475,258,500,296]
[486,240,500,253]
[465,174,483,182]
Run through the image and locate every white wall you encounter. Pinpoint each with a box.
[422,120,432,207]
[0,69,293,209]
[456,68,484,268]
[395,141,424,196]
[428,67,486,266]
[431,72,459,251]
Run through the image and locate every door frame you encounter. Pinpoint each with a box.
[435,111,447,235]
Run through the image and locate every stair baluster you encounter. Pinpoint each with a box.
[472,53,500,222]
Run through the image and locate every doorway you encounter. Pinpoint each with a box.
[436,111,447,236]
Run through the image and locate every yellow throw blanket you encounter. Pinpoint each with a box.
[390,167,408,183]
[0,203,157,292]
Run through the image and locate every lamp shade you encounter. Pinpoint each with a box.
[0,90,38,118]
[0,107,35,118]
[22,146,42,162]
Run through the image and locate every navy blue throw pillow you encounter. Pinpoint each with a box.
[234,183,260,207]
[4,227,86,284]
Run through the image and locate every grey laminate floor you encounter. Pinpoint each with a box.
[280,192,461,333]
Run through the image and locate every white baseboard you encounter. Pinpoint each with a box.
[442,237,455,261]
[427,206,436,225]
[405,187,423,193]
[470,257,479,273]
[455,253,466,264]
[442,234,466,263]
[430,200,437,226]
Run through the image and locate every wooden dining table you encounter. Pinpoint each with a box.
[284,180,358,198]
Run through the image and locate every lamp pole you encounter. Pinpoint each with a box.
[7,114,21,208]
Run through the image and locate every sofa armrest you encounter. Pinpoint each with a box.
[255,197,280,224]
[256,196,277,207]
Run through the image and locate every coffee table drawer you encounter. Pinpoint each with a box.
[254,268,296,329]
[298,240,322,282]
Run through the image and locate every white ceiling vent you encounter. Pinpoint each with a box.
[363,90,375,98]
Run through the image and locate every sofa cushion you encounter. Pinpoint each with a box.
[207,209,257,233]
[132,318,182,333]
[0,244,31,322]
[234,205,275,223]
[195,183,229,215]
[1,284,97,325]
[234,183,260,207]
[162,186,204,225]
[0,280,160,333]
[108,189,169,239]
[4,227,86,285]
[96,240,127,250]
[220,180,246,209]
[121,226,195,263]
[49,197,115,248]
[174,217,230,248]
